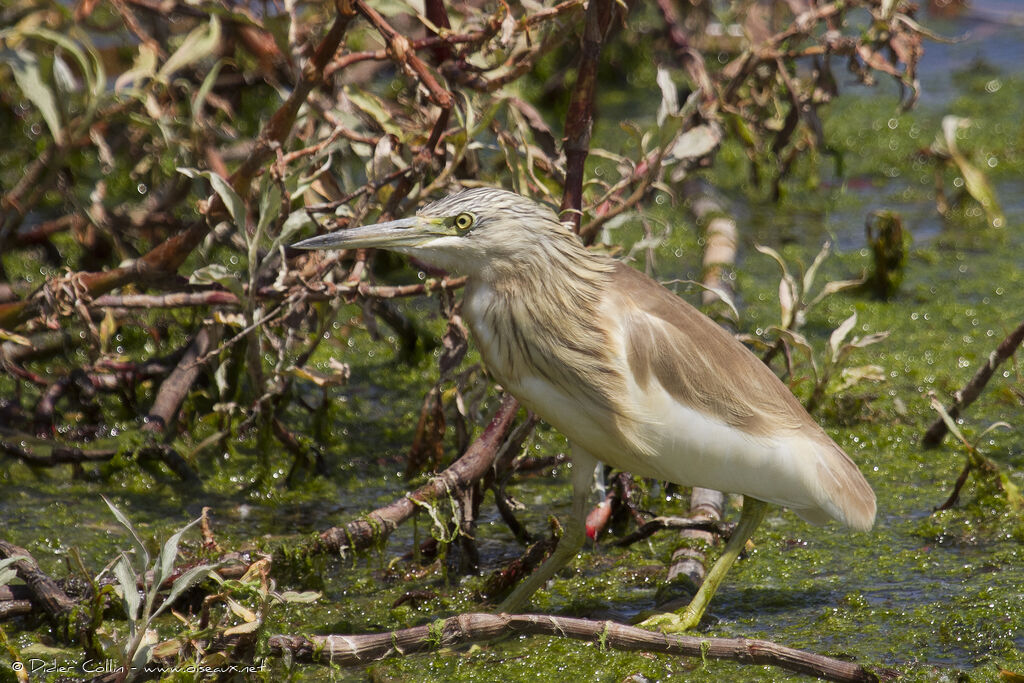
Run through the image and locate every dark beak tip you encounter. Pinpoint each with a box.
[291,234,339,251]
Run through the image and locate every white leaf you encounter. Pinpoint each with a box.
[656,66,678,127]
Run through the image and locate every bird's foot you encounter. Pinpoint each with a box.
[636,607,701,634]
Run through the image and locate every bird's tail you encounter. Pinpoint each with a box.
[794,434,876,531]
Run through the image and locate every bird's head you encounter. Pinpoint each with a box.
[292,188,573,276]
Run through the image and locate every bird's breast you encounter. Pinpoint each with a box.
[462,279,637,460]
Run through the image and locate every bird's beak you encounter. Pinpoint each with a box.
[291,216,443,251]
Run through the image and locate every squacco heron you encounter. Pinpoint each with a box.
[294,188,876,631]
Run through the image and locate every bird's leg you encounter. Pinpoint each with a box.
[498,446,597,613]
[639,496,768,633]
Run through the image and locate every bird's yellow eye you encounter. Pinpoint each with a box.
[454,213,474,232]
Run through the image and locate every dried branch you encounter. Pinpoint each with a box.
[922,319,1024,448]
[314,396,520,555]
[268,612,878,682]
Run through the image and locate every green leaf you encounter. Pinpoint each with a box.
[177,167,245,226]
[999,473,1023,511]
[0,555,28,587]
[151,563,220,619]
[158,17,221,81]
[115,553,141,623]
[957,154,1004,228]
[130,633,157,673]
[3,48,64,144]
[346,87,404,138]
[154,517,201,590]
[938,116,1004,227]
[24,27,105,122]
[102,495,150,568]
[190,58,223,123]
[188,263,244,298]
[255,180,283,251]
[269,210,316,255]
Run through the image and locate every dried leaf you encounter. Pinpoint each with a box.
[929,395,971,449]
[224,619,262,636]
[829,313,858,361]
[439,314,469,378]
[276,590,322,604]
[289,364,348,387]
[667,124,722,164]
[847,331,890,348]
[0,329,32,346]
[802,241,831,295]
[225,596,258,622]
[778,276,798,328]
[809,277,867,306]
[149,638,183,659]
[835,364,886,393]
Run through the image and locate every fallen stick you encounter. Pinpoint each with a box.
[144,326,221,433]
[268,612,878,682]
[922,318,1024,448]
[0,540,76,621]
